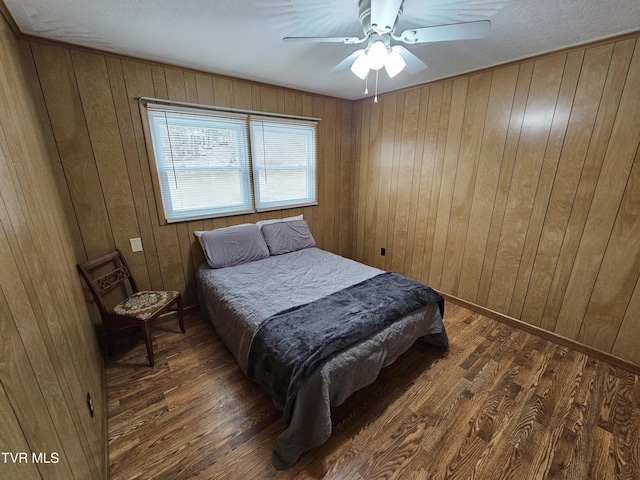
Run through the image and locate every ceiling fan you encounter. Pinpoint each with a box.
[283,0,491,82]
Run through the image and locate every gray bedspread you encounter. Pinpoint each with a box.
[197,248,448,469]
[248,272,445,426]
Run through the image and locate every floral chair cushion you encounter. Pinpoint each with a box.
[113,291,179,320]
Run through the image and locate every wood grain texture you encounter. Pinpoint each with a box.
[352,35,640,367]
[0,381,41,479]
[429,77,468,287]
[457,65,518,301]
[440,71,492,294]
[507,50,584,319]
[476,62,533,306]
[31,42,115,260]
[25,36,354,313]
[557,40,640,341]
[613,274,640,365]
[106,307,640,479]
[541,39,636,332]
[0,13,105,480]
[4,3,640,477]
[521,44,613,327]
[487,53,566,313]
[579,145,640,351]
[410,84,443,283]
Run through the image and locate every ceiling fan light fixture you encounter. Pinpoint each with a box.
[350,53,371,79]
[384,48,406,78]
[286,4,494,91]
[367,40,388,70]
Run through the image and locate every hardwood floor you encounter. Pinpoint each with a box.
[106,304,640,479]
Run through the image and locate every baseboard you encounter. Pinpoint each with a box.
[440,292,640,376]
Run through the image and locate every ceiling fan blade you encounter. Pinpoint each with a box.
[283,36,364,45]
[393,46,427,74]
[397,20,491,44]
[370,0,403,33]
[329,49,366,73]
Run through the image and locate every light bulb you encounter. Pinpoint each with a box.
[384,48,406,78]
[367,40,388,70]
[350,53,371,79]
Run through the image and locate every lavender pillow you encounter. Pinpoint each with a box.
[199,224,270,268]
[261,220,316,255]
[255,214,303,228]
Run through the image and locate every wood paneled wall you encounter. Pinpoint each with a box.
[351,34,640,366]
[11,18,640,383]
[0,11,105,480]
[24,39,354,309]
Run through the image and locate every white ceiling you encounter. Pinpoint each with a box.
[5,0,640,100]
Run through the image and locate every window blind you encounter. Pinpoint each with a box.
[146,106,253,222]
[249,116,317,212]
[142,103,318,223]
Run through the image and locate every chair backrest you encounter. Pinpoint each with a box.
[77,250,138,318]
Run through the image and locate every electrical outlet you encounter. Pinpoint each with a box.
[381,247,386,256]
[130,237,143,252]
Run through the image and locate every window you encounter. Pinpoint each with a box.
[142,103,317,223]
[250,117,316,212]
[146,108,253,222]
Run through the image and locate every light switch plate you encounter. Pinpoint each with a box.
[130,237,143,252]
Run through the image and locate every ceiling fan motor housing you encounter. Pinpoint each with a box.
[359,0,403,36]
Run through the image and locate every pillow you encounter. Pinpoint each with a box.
[198,224,270,268]
[261,219,316,255]
[255,214,303,229]
[193,223,253,239]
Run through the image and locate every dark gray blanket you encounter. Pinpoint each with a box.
[247,272,445,425]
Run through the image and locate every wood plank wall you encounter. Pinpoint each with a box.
[23,39,354,311]
[351,33,640,367]
[0,11,105,480]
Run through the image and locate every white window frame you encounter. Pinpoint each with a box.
[141,102,318,224]
[250,116,317,212]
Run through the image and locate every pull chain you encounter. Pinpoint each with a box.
[374,70,379,104]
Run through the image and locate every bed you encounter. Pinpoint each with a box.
[195,218,448,469]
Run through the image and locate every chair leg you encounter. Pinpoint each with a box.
[177,294,185,334]
[142,322,154,367]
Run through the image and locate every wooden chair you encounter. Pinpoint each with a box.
[77,249,185,367]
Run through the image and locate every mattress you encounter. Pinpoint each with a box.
[197,247,448,468]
